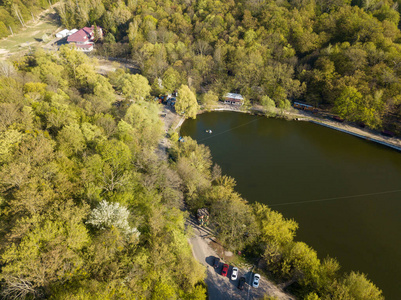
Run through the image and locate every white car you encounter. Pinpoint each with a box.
[252,273,260,288]
[231,267,238,280]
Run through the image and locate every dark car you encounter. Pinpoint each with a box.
[221,264,229,277]
[213,257,220,268]
[238,277,246,290]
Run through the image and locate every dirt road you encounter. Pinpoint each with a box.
[187,217,295,300]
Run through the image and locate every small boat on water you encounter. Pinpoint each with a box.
[206,129,212,133]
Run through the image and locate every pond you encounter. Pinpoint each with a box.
[181,111,401,299]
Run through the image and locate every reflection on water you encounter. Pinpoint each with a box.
[181,111,401,299]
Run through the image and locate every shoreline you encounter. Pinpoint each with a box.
[189,104,401,153]
[309,120,401,152]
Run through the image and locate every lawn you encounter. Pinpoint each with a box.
[0,7,61,58]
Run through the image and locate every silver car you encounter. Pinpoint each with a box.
[231,267,238,280]
[252,273,260,288]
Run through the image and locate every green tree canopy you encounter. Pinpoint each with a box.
[175,85,199,119]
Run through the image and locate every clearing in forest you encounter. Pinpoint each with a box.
[0,5,61,59]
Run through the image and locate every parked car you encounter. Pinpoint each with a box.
[221,264,229,277]
[231,267,238,280]
[238,277,246,290]
[213,257,220,268]
[252,273,260,288]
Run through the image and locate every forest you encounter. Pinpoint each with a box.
[0,0,397,299]
[57,0,401,133]
[0,49,206,299]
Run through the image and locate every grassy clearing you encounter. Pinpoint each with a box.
[0,8,60,58]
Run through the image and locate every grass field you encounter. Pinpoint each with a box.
[0,7,61,58]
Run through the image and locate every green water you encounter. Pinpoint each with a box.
[181,111,401,299]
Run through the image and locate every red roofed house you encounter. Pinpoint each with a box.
[67,25,102,52]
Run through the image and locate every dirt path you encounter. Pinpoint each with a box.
[187,216,295,300]
[0,3,61,59]
[155,105,183,160]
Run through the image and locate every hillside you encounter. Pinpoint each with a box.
[57,0,401,133]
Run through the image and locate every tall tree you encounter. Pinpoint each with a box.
[175,85,199,119]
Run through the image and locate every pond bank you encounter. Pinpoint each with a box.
[180,112,401,299]
[194,104,401,153]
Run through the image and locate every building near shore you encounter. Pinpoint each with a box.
[223,93,244,105]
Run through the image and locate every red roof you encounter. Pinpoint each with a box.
[67,26,101,43]
[75,44,93,49]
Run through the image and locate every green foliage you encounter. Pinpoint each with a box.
[1,201,90,296]
[342,272,384,300]
[57,123,86,156]
[201,90,219,110]
[261,95,276,116]
[162,67,182,93]
[121,74,151,101]
[175,85,199,119]
[334,86,383,129]
[55,0,401,132]
[0,49,206,299]
[304,293,321,300]
[253,203,298,247]
[2,0,396,296]
[282,242,321,286]
[208,183,257,250]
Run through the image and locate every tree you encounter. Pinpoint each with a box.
[86,200,139,238]
[304,293,321,300]
[162,67,182,93]
[0,129,22,164]
[1,202,90,297]
[342,272,384,300]
[175,85,199,119]
[208,181,257,250]
[260,95,276,116]
[253,203,298,247]
[121,74,151,101]
[278,242,321,290]
[23,82,47,102]
[201,90,219,110]
[57,123,86,156]
[124,100,164,149]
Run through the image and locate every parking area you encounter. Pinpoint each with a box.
[187,216,295,300]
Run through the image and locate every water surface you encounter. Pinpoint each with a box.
[181,111,401,299]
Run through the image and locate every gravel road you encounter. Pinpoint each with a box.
[187,217,295,300]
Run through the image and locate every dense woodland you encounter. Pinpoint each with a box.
[0,50,206,299]
[57,0,401,132]
[0,0,397,299]
[0,0,60,38]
